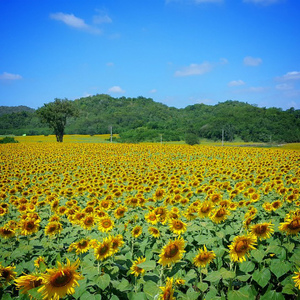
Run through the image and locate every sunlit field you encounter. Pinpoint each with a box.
[1,142,300,299]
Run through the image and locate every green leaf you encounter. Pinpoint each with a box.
[1,294,13,300]
[128,292,147,300]
[283,242,294,252]
[205,271,221,282]
[236,274,251,282]
[92,273,110,290]
[80,291,101,300]
[252,268,271,288]
[143,280,160,299]
[227,289,249,300]
[239,261,255,273]
[219,267,235,280]
[27,286,43,299]
[260,290,284,300]
[185,269,197,283]
[137,260,156,271]
[269,259,292,278]
[185,287,200,300]
[197,282,208,292]
[115,278,131,292]
[282,283,296,295]
[251,249,265,263]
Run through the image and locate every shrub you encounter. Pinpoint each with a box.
[185,133,199,145]
[0,136,19,144]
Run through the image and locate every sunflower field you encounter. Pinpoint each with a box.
[0,142,300,300]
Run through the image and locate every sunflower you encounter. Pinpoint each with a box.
[159,277,175,300]
[228,234,257,262]
[34,256,46,269]
[114,206,127,219]
[68,239,91,255]
[98,217,114,233]
[0,226,15,239]
[38,258,83,300]
[198,201,214,218]
[193,245,216,268]
[81,215,96,230]
[251,222,274,240]
[131,225,143,238]
[108,234,124,254]
[15,274,43,295]
[0,265,17,287]
[145,211,158,225]
[169,219,187,235]
[158,237,185,267]
[20,218,40,236]
[293,269,300,290]
[210,207,229,224]
[94,237,113,261]
[279,215,300,235]
[148,226,160,238]
[130,257,146,277]
[45,221,62,236]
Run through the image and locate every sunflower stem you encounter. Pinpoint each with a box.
[159,265,164,287]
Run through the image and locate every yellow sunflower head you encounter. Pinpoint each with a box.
[131,225,143,238]
[38,258,83,300]
[15,274,43,295]
[251,222,274,240]
[193,245,216,268]
[130,257,146,277]
[158,237,185,267]
[228,234,257,263]
[169,219,187,235]
[98,217,114,233]
[94,238,113,261]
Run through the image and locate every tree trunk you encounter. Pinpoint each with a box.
[56,133,63,142]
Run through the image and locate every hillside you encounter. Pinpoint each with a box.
[0,105,35,116]
[0,95,300,143]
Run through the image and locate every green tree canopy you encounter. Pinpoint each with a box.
[37,98,78,142]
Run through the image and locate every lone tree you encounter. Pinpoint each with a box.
[37,98,78,142]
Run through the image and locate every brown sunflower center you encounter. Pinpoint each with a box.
[173,221,184,230]
[201,206,210,213]
[165,244,179,258]
[102,220,112,228]
[79,241,88,248]
[235,240,248,253]
[197,253,210,262]
[84,217,93,225]
[98,244,110,255]
[51,270,73,287]
[216,209,226,218]
[255,225,267,234]
[288,219,300,230]
[25,221,35,230]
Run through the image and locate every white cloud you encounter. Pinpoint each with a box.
[220,58,228,65]
[149,89,157,93]
[243,0,282,5]
[275,83,293,90]
[280,71,300,81]
[243,56,262,66]
[174,62,213,77]
[108,86,125,93]
[0,72,22,80]
[228,80,245,87]
[50,12,102,34]
[248,86,267,92]
[93,14,112,24]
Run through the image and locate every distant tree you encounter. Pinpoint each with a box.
[185,133,199,145]
[37,98,78,142]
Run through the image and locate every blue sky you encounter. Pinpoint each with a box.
[1,0,300,110]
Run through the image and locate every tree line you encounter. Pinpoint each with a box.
[0,94,299,143]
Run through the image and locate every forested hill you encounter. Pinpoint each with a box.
[0,105,34,116]
[1,94,300,143]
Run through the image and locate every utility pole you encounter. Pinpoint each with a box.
[222,128,224,146]
[160,134,163,144]
[110,126,113,143]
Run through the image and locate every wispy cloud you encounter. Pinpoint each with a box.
[0,72,22,80]
[243,56,262,66]
[228,80,245,87]
[174,62,213,77]
[93,12,112,25]
[108,86,125,93]
[278,71,300,81]
[149,89,157,93]
[243,0,282,5]
[275,83,293,90]
[50,12,102,34]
